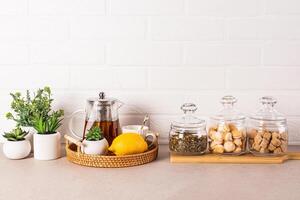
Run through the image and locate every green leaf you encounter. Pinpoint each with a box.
[3,127,28,141]
[6,86,64,134]
[6,87,55,127]
[32,111,63,134]
[85,126,103,141]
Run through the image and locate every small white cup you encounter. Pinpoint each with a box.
[122,125,149,136]
[122,125,158,148]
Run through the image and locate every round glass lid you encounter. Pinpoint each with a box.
[250,96,286,122]
[211,95,245,121]
[171,103,205,129]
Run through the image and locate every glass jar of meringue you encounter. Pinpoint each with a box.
[208,96,246,155]
[169,103,207,155]
[248,96,288,156]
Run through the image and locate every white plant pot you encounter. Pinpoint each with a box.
[82,139,108,155]
[21,126,37,153]
[3,140,31,159]
[34,132,61,160]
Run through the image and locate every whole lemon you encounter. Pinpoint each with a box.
[108,133,148,156]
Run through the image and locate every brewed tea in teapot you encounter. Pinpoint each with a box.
[69,92,123,145]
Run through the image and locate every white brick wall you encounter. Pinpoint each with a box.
[28,0,106,16]
[0,0,300,144]
[110,0,184,15]
[228,18,300,40]
[150,17,224,41]
[30,42,105,64]
[187,0,263,17]
[107,43,183,65]
[185,43,261,65]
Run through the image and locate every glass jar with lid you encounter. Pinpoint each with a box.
[169,103,207,155]
[248,96,288,156]
[208,95,246,155]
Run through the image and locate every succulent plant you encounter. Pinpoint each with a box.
[85,126,103,141]
[33,110,64,134]
[3,127,28,141]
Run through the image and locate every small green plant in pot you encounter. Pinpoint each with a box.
[33,109,64,160]
[5,87,53,148]
[6,87,52,127]
[2,127,31,159]
[33,110,64,135]
[3,127,28,141]
[25,87,65,160]
[82,127,108,155]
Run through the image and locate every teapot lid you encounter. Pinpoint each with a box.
[87,92,118,105]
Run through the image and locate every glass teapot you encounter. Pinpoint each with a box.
[69,92,123,145]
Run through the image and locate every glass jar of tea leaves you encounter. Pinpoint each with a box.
[169,103,207,155]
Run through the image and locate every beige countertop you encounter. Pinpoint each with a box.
[1,145,300,200]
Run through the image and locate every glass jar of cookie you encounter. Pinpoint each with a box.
[208,96,246,155]
[248,96,288,156]
[169,103,207,155]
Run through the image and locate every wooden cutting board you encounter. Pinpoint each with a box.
[170,152,300,164]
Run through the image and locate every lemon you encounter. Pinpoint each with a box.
[108,133,148,156]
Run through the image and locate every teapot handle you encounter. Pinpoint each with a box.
[68,110,85,140]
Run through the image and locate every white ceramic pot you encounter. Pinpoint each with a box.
[34,132,61,160]
[3,140,31,159]
[21,126,37,153]
[82,139,108,155]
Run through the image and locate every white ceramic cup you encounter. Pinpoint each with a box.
[122,125,149,136]
[122,125,158,148]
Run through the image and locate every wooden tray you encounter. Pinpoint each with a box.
[65,135,158,168]
[170,152,300,164]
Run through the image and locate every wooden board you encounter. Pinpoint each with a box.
[170,152,300,164]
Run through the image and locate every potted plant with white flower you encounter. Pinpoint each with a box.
[2,126,31,159]
[32,109,64,160]
[82,127,108,155]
